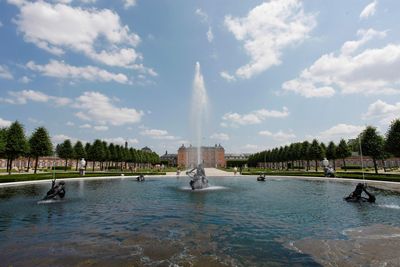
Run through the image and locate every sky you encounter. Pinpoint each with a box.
[0,0,400,155]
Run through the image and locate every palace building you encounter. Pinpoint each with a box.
[177,144,226,168]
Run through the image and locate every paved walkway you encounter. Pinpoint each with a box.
[166,168,237,177]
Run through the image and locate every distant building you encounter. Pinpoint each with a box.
[225,153,251,161]
[160,151,177,167]
[141,146,152,153]
[178,144,226,168]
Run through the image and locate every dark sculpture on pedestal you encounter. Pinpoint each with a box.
[186,164,208,190]
[43,179,66,200]
[344,183,376,203]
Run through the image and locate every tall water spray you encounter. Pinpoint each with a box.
[191,62,209,165]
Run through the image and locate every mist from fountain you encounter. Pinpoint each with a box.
[191,62,209,165]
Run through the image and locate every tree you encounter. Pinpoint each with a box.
[336,139,351,171]
[5,121,27,174]
[309,139,324,172]
[73,141,86,171]
[385,119,400,157]
[361,126,385,174]
[84,143,92,170]
[29,127,53,174]
[301,141,311,170]
[90,139,105,171]
[57,139,73,171]
[0,128,7,160]
[326,141,337,169]
[102,141,110,170]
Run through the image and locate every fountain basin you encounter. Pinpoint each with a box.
[1,176,400,266]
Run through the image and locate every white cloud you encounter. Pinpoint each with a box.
[210,133,230,141]
[220,71,236,82]
[0,65,13,80]
[0,89,71,106]
[224,0,316,79]
[311,123,365,142]
[240,144,260,153]
[52,134,78,144]
[103,137,139,145]
[363,100,400,126]
[340,28,386,56]
[93,125,108,131]
[207,26,213,43]
[27,60,129,84]
[258,130,296,142]
[282,28,400,97]
[79,123,91,129]
[66,121,74,126]
[222,107,289,127]
[0,118,12,128]
[195,8,208,23]
[123,0,136,9]
[10,1,147,69]
[19,76,32,84]
[74,91,143,126]
[140,128,178,140]
[360,1,377,19]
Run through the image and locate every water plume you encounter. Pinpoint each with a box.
[191,62,209,165]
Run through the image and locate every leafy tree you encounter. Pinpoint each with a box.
[361,126,385,174]
[90,139,105,171]
[56,139,73,171]
[301,141,311,170]
[29,127,53,174]
[108,143,116,167]
[326,141,337,169]
[309,139,324,172]
[347,138,360,152]
[73,141,86,170]
[385,119,400,157]
[84,143,92,170]
[0,128,7,159]
[336,139,351,171]
[5,121,27,174]
[102,141,110,170]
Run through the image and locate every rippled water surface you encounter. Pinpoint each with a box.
[1,176,400,266]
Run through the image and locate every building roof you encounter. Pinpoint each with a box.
[141,146,152,153]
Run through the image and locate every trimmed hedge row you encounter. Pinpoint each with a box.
[0,171,166,183]
[241,170,400,182]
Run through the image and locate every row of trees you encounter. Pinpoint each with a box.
[0,121,160,174]
[56,139,160,171]
[248,120,400,174]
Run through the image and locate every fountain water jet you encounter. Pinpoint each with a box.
[188,62,209,190]
[191,62,209,165]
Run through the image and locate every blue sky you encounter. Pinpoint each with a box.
[1,0,400,154]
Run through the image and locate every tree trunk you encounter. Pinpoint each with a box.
[333,159,336,170]
[381,159,386,172]
[6,158,9,173]
[8,159,12,174]
[307,160,310,171]
[342,158,346,171]
[373,158,378,174]
[27,156,31,171]
[92,161,95,172]
[76,159,79,171]
[65,159,68,171]
[315,160,318,172]
[34,156,39,174]
[8,159,13,175]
